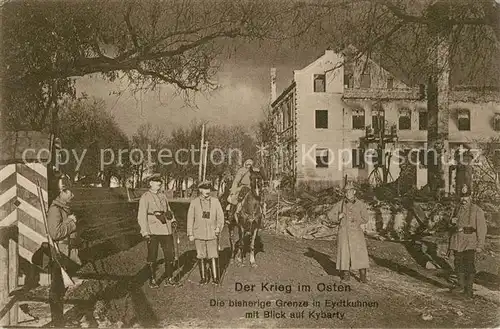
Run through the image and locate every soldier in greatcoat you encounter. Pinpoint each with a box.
[46,176,77,326]
[327,181,370,283]
[448,184,487,298]
[187,181,225,285]
[137,174,178,288]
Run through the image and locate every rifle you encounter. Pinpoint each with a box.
[339,174,348,220]
[36,180,75,287]
[446,198,460,258]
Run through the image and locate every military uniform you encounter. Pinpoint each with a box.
[187,181,225,284]
[327,183,370,282]
[227,166,252,205]
[137,183,177,287]
[46,184,77,326]
[449,198,487,298]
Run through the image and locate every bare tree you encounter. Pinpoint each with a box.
[1,0,322,131]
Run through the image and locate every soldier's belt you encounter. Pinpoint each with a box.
[458,227,476,234]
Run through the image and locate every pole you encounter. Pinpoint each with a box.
[198,124,205,182]
[0,227,10,326]
[203,141,209,182]
[8,229,18,325]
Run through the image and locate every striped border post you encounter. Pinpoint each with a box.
[0,163,49,262]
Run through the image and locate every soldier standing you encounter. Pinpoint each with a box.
[137,174,178,288]
[327,181,370,283]
[46,176,77,326]
[449,184,487,298]
[187,181,225,285]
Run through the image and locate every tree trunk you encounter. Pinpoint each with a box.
[427,35,451,197]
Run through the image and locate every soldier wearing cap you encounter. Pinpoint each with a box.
[46,175,77,326]
[327,181,370,283]
[137,174,178,288]
[449,184,487,298]
[187,180,225,284]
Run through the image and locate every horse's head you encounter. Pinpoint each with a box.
[249,167,263,199]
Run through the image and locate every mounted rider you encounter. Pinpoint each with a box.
[227,159,258,221]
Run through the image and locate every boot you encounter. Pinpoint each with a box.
[464,273,475,299]
[341,271,350,281]
[450,272,465,294]
[148,262,159,288]
[198,259,208,285]
[164,261,178,286]
[211,258,220,285]
[359,269,367,283]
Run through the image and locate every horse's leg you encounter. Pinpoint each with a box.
[236,226,244,265]
[229,223,236,263]
[249,225,259,267]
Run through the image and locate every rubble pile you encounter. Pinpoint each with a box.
[263,183,500,242]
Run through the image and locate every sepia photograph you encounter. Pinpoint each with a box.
[0,0,499,327]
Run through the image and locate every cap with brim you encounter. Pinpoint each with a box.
[148,174,162,182]
[198,180,212,189]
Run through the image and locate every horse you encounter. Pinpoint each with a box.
[231,168,263,267]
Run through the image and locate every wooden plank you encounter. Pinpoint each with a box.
[0,227,10,326]
[8,236,18,325]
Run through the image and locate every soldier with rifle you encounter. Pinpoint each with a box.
[327,178,370,283]
[45,176,77,326]
[448,184,487,298]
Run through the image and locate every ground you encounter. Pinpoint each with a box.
[16,201,500,328]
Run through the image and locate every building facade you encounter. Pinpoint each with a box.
[270,49,500,191]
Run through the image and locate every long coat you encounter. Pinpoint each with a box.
[137,190,176,236]
[449,201,487,252]
[327,199,370,271]
[187,196,225,240]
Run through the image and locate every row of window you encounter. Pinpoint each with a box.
[314,109,500,131]
[315,148,432,169]
[313,69,393,91]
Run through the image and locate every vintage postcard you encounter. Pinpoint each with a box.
[0,0,499,327]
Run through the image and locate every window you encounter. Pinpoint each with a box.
[372,108,385,133]
[419,111,428,130]
[315,110,328,129]
[352,109,365,130]
[360,67,371,88]
[398,108,411,130]
[313,74,326,92]
[344,73,353,88]
[458,109,471,131]
[387,77,394,89]
[352,148,365,168]
[315,148,329,168]
[494,113,500,131]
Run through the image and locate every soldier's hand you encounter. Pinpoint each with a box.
[171,221,178,229]
[68,214,77,222]
[144,235,151,241]
[451,217,458,224]
[338,213,345,220]
[476,247,483,253]
[215,228,220,236]
[188,235,194,242]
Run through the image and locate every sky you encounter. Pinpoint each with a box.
[75,39,328,137]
